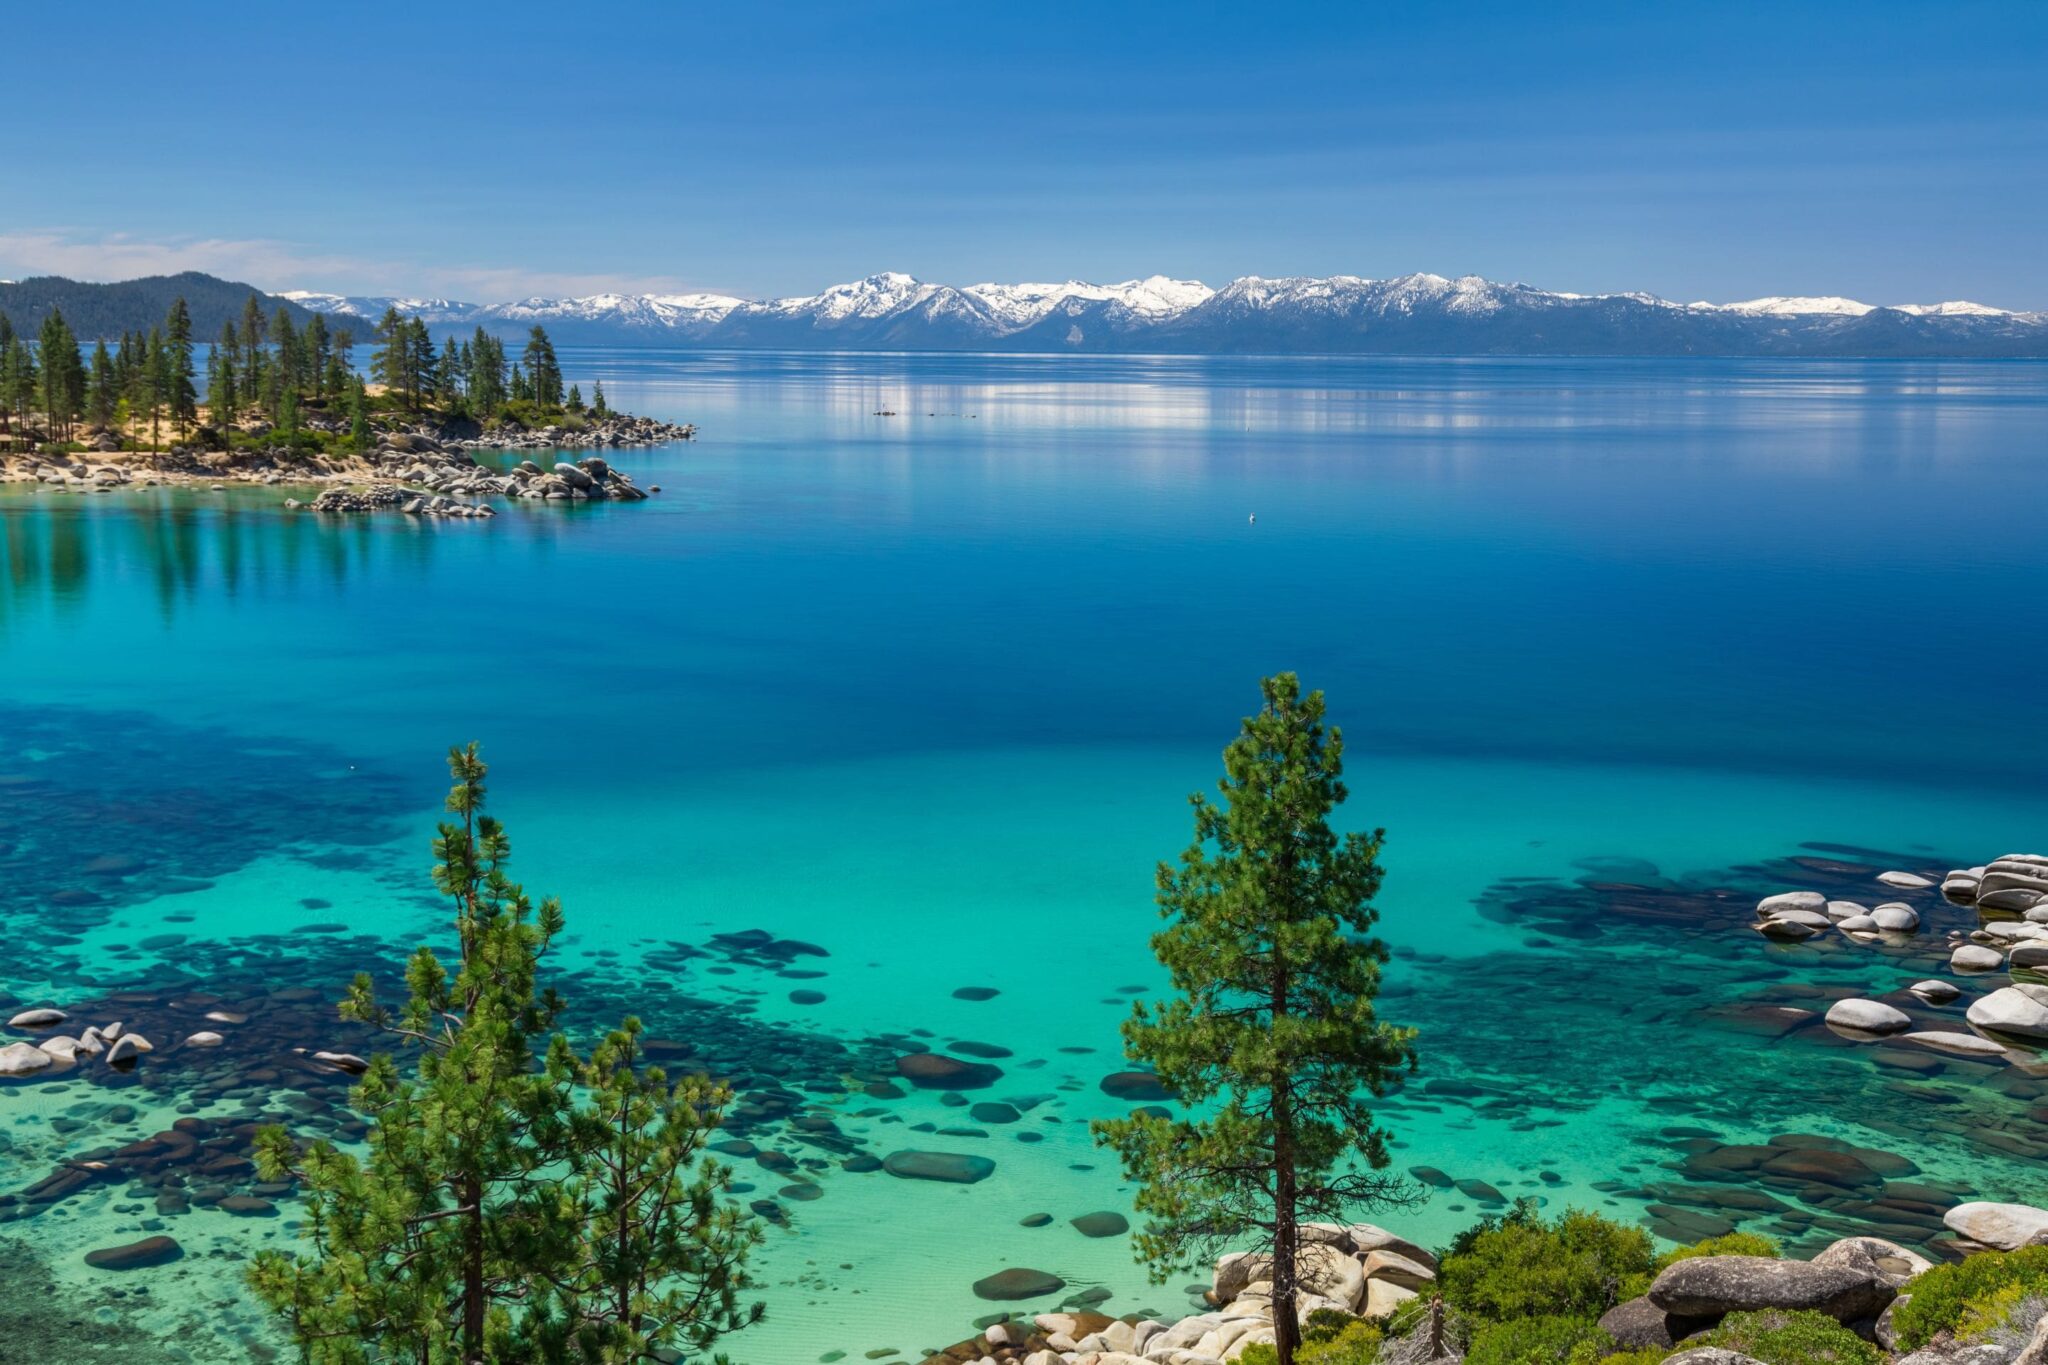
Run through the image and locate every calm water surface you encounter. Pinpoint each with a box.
[2,353,2045,1362]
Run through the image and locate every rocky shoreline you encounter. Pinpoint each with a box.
[0,410,688,517]
[917,1208,2048,1365]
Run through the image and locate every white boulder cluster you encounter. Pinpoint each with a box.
[1,1006,169,1075]
[952,1224,1437,1364]
[294,437,654,518]
[1751,890,1922,943]
[1750,853,2048,1058]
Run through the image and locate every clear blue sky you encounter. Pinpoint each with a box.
[6,1,2046,306]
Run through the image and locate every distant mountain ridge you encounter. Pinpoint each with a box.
[282,271,2048,356]
[0,271,330,341]
[9,269,2041,356]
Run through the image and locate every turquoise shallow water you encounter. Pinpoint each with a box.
[2,354,2047,1362]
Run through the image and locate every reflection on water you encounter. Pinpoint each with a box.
[0,488,596,625]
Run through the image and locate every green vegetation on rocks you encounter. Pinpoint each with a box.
[1699,1309,1881,1365]
[1889,1246,2048,1351]
[1438,1202,1655,1322]
[1466,1312,1614,1365]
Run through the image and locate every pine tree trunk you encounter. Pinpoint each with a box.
[1273,1124,1300,1365]
[463,1173,486,1362]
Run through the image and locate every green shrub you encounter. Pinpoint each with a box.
[1439,1205,1656,1321]
[1594,1347,1668,1365]
[1956,1282,2032,1341]
[1702,1310,1880,1365]
[1890,1247,2048,1351]
[1238,1317,1385,1365]
[1466,1314,1612,1365]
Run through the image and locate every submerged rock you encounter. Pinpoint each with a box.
[972,1267,1065,1301]
[1100,1071,1174,1102]
[895,1052,1002,1090]
[881,1150,995,1184]
[84,1236,182,1269]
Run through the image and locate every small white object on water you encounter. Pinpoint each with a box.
[1248,513,1256,524]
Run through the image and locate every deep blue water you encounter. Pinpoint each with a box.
[2,353,2045,1361]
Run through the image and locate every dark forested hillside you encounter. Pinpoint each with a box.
[0,272,331,340]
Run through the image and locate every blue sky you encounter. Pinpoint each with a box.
[5,1,2046,306]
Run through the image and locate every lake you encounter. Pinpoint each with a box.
[2,352,2045,1362]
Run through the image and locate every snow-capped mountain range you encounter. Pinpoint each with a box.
[279,272,2048,356]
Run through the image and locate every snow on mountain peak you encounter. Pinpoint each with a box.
[1707,296,1877,317]
[270,271,2043,353]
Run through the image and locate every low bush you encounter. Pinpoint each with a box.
[1890,1247,2048,1351]
[1465,1313,1611,1365]
[1592,1348,1668,1365]
[1439,1203,1655,1321]
[1700,1309,1880,1365]
[1239,1315,1386,1365]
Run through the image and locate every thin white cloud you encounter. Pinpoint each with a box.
[0,230,717,301]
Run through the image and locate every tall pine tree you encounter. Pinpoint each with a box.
[1093,674,1418,1365]
[521,326,563,409]
[164,297,198,439]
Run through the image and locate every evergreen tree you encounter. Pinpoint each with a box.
[306,312,331,397]
[521,326,563,409]
[87,340,117,431]
[164,297,198,439]
[241,293,268,401]
[270,308,301,402]
[207,344,237,441]
[525,1022,764,1361]
[250,745,764,1364]
[592,380,608,419]
[1092,674,1418,1365]
[347,377,372,451]
[438,336,466,408]
[566,383,584,414]
[278,385,300,445]
[0,310,12,352]
[407,320,438,407]
[144,326,169,448]
[117,331,145,434]
[0,336,35,444]
[468,329,507,417]
[37,310,85,444]
[371,307,412,410]
[219,317,242,381]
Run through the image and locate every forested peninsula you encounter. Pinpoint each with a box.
[0,292,690,515]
